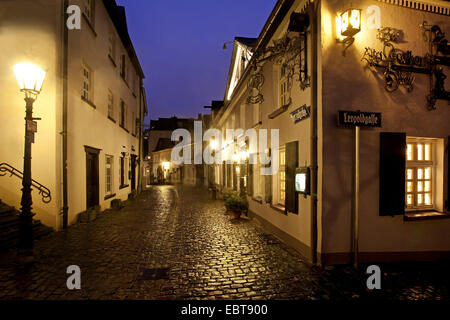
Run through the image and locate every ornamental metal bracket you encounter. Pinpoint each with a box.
[362,23,450,110]
[246,27,310,104]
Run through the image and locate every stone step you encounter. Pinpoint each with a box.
[0,200,53,250]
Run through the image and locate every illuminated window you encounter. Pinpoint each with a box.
[254,161,263,198]
[274,147,286,207]
[105,155,114,195]
[406,138,435,210]
[82,64,92,102]
[107,90,114,119]
[280,65,289,107]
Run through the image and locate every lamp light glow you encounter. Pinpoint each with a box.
[210,139,218,150]
[14,63,46,97]
[162,161,170,170]
[339,8,361,37]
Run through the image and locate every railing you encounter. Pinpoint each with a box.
[0,163,51,204]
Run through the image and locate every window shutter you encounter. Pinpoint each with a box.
[285,141,299,214]
[248,163,254,196]
[379,132,406,216]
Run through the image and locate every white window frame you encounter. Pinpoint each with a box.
[120,99,127,128]
[254,160,263,198]
[108,32,116,60]
[405,137,437,211]
[83,0,92,22]
[105,155,114,195]
[82,63,92,102]
[107,90,114,119]
[273,147,286,208]
[279,65,288,108]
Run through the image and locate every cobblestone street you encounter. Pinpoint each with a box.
[0,185,449,300]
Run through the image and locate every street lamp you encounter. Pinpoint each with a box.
[13,63,46,260]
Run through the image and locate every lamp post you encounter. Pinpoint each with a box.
[13,63,46,259]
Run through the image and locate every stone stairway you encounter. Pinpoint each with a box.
[0,199,53,251]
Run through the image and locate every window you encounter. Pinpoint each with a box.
[82,64,92,101]
[274,147,286,207]
[108,32,115,60]
[83,0,92,21]
[280,65,288,107]
[406,138,436,210]
[108,90,114,119]
[105,155,113,195]
[120,54,127,80]
[254,160,263,198]
[120,100,127,128]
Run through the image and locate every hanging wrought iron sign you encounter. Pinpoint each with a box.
[246,10,312,105]
[362,22,450,110]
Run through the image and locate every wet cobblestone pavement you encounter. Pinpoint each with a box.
[0,185,449,300]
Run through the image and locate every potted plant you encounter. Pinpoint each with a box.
[224,191,248,219]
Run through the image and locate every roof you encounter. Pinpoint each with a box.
[103,0,145,78]
[235,37,258,49]
[153,138,176,152]
[149,117,195,131]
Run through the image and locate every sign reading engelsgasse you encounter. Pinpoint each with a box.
[338,111,382,127]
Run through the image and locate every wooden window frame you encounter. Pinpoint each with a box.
[406,137,436,211]
[273,147,286,208]
[105,155,114,195]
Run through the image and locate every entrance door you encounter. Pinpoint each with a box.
[130,155,137,191]
[85,146,100,209]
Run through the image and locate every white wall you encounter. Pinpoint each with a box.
[0,0,63,228]
[321,0,450,260]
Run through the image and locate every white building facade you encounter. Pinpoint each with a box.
[0,0,147,230]
[211,0,450,264]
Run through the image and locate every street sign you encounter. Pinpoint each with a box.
[338,111,382,127]
[290,105,311,123]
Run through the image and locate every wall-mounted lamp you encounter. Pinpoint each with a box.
[336,8,361,56]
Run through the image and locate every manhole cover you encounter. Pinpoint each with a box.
[258,233,280,245]
[139,267,170,280]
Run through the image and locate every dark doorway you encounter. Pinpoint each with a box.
[131,155,137,191]
[85,146,100,210]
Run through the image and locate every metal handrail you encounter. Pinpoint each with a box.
[0,162,52,204]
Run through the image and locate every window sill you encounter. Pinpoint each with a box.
[108,116,116,123]
[119,184,129,190]
[81,96,96,109]
[121,75,129,88]
[268,103,290,120]
[270,204,287,215]
[120,125,129,133]
[404,211,450,221]
[252,197,263,204]
[108,55,117,68]
[104,193,116,201]
[82,13,97,37]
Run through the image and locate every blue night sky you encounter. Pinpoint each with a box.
[116,0,277,124]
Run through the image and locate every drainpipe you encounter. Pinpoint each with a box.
[137,82,143,194]
[310,0,319,264]
[61,0,69,229]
